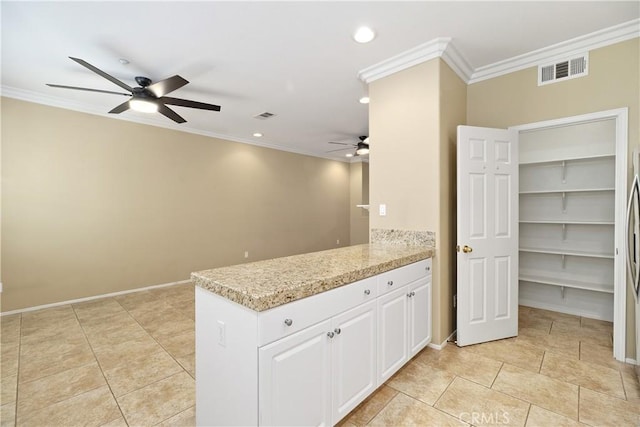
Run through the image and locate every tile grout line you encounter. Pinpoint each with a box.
[431,374,458,408]
[522,403,532,427]
[115,295,195,380]
[12,313,23,427]
[71,300,129,426]
[488,362,504,389]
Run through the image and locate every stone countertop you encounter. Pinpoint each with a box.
[192,243,435,312]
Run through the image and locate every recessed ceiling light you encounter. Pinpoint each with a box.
[119,58,130,65]
[345,153,354,158]
[359,96,370,104]
[353,26,375,43]
[253,132,263,137]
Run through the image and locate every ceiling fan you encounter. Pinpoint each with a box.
[47,57,221,124]
[327,135,370,157]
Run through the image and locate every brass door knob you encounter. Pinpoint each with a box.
[462,245,473,253]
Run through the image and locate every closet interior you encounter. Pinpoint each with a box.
[518,119,617,321]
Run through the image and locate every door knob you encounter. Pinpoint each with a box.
[458,245,473,253]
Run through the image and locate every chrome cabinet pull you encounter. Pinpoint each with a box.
[364,289,371,295]
[388,280,394,286]
[334,328,341,335]
[284,318,293,326]
[327,331,335,338]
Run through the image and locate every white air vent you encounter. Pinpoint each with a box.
[538,53,588,86]
[254,112,276,120]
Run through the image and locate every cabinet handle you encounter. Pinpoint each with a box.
[407,291,416,298]
[284,318,293,327]
[388,280,394,286]
[426,266,431,271]
[327,331,335,338]
[364,289,371,295]
[407,292,412,297]
[334,328,341,335]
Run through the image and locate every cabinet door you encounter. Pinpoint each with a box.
[377,286,408,384]
[408,277,432,357]
[331,300,377,424]
[259,320,332,427]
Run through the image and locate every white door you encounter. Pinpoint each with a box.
[456,126,518,346]
[331,300,376,423]
[408,276,432,357]
[377,286,408,383]
[259,320,332,426]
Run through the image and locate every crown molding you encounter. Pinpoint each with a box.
[358,37,452,84]
[358,18,639,86]
[1,86,350,163]
[469,18,640,84]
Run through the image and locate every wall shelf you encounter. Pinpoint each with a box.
[519,188,614,195]
[519,274,614,294]
[519,153,615,166]
[519,247,614,259]
[519,220,615,225]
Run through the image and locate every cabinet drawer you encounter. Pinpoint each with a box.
[258,276,377,347]
[377,259,431,296]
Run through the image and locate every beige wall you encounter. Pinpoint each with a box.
[467,38,640,357]
[349,161,369,245]
[438,60,467,340]
[369,58,467,345]
[1,98,351,312]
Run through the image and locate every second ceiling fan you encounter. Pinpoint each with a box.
[47,57,221,124]
[327,135,370,157]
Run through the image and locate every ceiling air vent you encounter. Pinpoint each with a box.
[538,53,588,86]
[254,112,276,120]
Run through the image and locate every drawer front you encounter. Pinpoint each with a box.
[258,276,376,347]
[377,259,431,296]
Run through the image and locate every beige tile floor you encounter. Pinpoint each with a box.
[1,284,639,426]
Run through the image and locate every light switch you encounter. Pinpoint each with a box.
[379,204,387,216]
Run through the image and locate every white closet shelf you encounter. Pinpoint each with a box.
[519,188,615,195]
[519,154,615,166]
[519,220,615,225]
[519,274,614,294]
[519,247,614,259]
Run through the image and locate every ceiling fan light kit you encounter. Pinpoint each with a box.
[47,57,221,124]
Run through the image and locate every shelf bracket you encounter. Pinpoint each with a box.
[561,160,566,184]
[560,286,566,299]
[562,223,567,241]
[561,192,567,212]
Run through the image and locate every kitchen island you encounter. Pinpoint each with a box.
[193,236,435,426]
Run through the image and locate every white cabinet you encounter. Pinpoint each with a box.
[195,258,431,427]
[331,301,377,423]
[518,118,616,320]
[377,273,432,384]
[259,320,333,427]
[259,301,377,426]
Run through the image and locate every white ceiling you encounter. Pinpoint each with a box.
[2,1,638,161]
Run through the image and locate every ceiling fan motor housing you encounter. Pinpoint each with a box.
[135,76,152,87]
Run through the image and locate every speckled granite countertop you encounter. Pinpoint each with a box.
[192,243,435,312]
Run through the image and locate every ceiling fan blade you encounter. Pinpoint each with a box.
[328,141,351,146]
[326,147,353,153]
[69,57,133,92]
[109,100,131,114]
[147,75,189,97]
[47,84,131,96]
[158,104,186,123]
[161,96,221,111]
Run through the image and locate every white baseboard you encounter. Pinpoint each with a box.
[0,279,192,316]
[427,330,457,350]
[625,357,639,366]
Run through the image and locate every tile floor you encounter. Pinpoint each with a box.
[1,284,639,426]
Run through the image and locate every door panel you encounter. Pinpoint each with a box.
[259,320,332,426]
[377,286,408,383]
[332,301,376,423]
[408,277,432,357]
[457,126,518,346]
